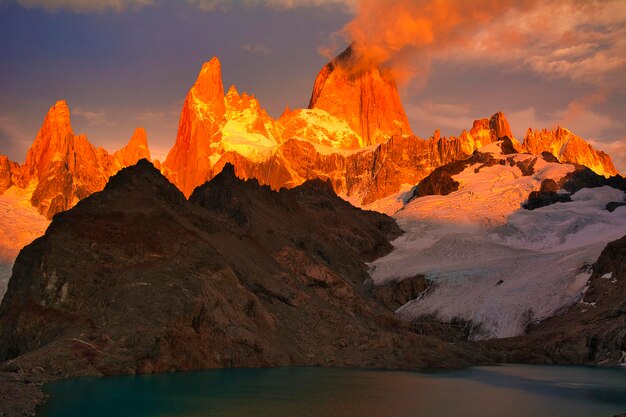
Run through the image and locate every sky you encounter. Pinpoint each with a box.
[1,0,625,171]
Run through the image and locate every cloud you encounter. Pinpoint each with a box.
[553,92,623,139]
[15,0,154,13]
[588,138,626,175]
[188,0,353,12]
[506,97,623,141]
[242,43,272,55]
[405,101,476,136]
[73,107,107,124]
[13,0,354,13]
[0,115,33,162]
[336,0,626,90]
[440,0,626,85]
[340,0,540,85]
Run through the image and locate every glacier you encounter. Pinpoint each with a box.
[369,143,626,339]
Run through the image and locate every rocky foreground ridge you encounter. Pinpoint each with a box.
[0,161,488,378]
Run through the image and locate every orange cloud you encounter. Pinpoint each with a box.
[340,0,626,88]
[342,0,539,84]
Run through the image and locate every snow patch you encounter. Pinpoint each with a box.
[211,119,278,164]
[282,109,362,150]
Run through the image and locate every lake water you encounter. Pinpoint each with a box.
[39,364,626,417]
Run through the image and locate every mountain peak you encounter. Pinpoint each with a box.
[23,100,75,179]
[52,99,70,113]
[489,111,512,140]
[129,127,148,148]
[523,126,618,176]
[226,84,239,97]
[57,158,185,219]
[44,100,72,133]
[193,57,225,105]
[112,127,151,167]
[308,45,412,147]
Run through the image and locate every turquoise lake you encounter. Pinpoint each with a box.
[39,364,626,417]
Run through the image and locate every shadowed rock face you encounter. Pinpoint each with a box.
[0,160,487,378]
[525,166,626,210]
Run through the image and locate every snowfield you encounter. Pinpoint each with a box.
[369,144,626,339]
[0,184,50,299]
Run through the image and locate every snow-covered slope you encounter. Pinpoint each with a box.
[0,183,50,299]
[369,141,626,339]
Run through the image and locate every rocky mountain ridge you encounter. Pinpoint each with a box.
[0,101,151,219]
[0,49,619,219]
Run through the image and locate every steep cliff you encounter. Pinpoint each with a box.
[308,45,413,147]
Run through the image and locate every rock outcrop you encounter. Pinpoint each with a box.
[0,161,487,378]
[523,126,617,177]
[307,45,413,147]
[0,156,19,194]
[162,58,227,197]
[0,101,151,219]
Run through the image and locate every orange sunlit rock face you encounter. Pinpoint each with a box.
[159,50,499,203]
[0,49,619,219]
[523,126,617,177]
[162,58,227,197]
[0,156,19,194]
[308,45,413,147]
[0,101,151,218]
[124,50,619,206]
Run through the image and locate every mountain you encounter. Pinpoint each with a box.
[162,58,228,197]
[522,126,618,176]
[370,138,626,340]
[0,160,487,378]
[161,53,511,202]
[0,102,152,302]
[0,101,151,219]
[1,51,619,219]
[161,52,617,207]
[307,45,413,147]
